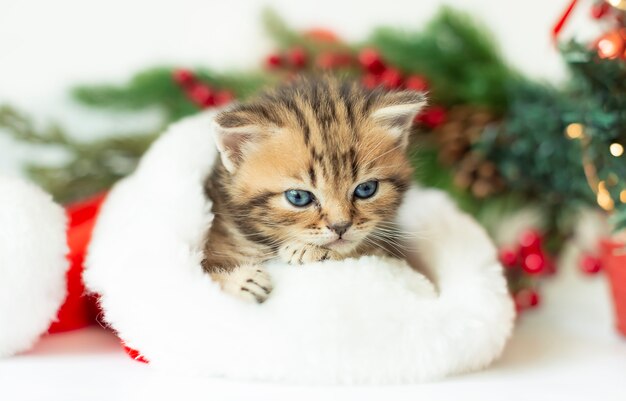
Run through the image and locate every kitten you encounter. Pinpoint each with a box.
[202,76,426,303]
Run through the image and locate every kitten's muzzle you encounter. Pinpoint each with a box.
[327,222,352,238]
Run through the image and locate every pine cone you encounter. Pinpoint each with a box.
[434,105,495,165]
[433,105,505,198]
[453,153,505,198]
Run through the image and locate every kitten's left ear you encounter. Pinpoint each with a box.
[371,91,427,147]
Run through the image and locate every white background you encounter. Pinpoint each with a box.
[1,0,625,400]
[0,0,600,174]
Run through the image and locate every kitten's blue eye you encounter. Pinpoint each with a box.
[285,190,313,207]
[354,180,378,199]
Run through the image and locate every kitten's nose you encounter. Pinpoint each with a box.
[328,222,352,237]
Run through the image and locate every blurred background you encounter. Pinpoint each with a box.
[0,0,597,161]
[0,0,625,398]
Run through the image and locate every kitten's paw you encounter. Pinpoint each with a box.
[212,265,273,303]
[279,243,342,265]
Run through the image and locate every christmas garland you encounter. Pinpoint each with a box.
[1,5,625,314]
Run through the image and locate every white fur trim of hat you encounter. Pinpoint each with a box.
[84,111,515,384]
[0,175,68,357]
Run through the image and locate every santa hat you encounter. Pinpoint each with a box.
[0,174,102,357]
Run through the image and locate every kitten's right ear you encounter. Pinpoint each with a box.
[370,91,427,148]
[212,109,265,173]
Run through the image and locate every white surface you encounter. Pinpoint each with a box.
[1,267,624,401]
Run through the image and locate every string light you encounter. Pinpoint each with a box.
[607,0,626,11]
[597,181,615,211]
[621,190,626,204]
[565,123,584,139]
[610,142,624,157]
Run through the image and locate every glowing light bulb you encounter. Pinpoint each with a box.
[597,181,615,211]
[610,143,624,157]
[565,123,584,139]
[607,0,626,11]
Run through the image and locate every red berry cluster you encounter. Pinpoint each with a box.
[265,45,445,128]
[172,69,234,108]
[499,230,554,275]
[358,48,429,91]
[498,229,555,314]
[358,48,446,128]
[265,47,309,70]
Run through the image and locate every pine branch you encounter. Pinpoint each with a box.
[72,67,272,122]
[0,105,156,203]
[368,7,517,109]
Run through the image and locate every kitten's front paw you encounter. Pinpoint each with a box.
[279,243,342,265]
[212,265,273,303]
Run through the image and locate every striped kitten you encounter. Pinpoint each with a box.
[202,77,426,303]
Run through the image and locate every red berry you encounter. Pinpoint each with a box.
[265,53,283,69]
[380,68,403,89]
[286,47,307,68]
[415,106,447,128]
[499,247,518,268]
[515,288,540,311]
[591,2,611,19]
[189,84,215,107]
[580,254,602,274]
[361,73,381,89]
[172,69,195,87]
[358,48,386,75]
[214,90,234,106]
[522,252,546,275]
[404,75,429,92]
[519,230,542,253]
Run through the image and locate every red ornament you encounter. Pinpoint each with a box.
[522,252,546,275]
[380,68,403,89]
[172,69,195,87]
[515,288,541,312]
[358,48,386,75]
[415,106,447,129]
[361,73,381,89]
[265,53,283,69]
[404,75,429,92]
[499,247,518,268]
[580,253,602,274]
[596,29,626,59]
[286,47,307,68]
[591,1,611,19]
[189,84,215,108]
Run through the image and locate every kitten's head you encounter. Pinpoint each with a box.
[214,76,425,255]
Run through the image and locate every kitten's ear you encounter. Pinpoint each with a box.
[213,109,265,173]
[371,91,427,147]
